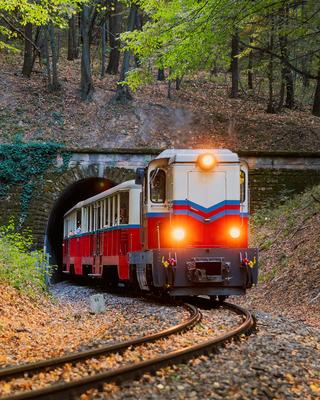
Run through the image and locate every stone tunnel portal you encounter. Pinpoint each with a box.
[45,177,116,271]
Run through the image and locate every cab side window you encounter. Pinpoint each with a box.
[240,170,246,203]
[150,169,166,203]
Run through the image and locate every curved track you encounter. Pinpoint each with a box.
[0,302,254,400]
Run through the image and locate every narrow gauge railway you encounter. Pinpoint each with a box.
[0,302,254,400]
[62,149,259,299]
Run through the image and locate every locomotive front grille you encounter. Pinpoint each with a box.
[195,261,222,276]
[186,257,227,283]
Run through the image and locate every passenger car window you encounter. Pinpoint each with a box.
[150,169,166,203]
[119,191,129,224]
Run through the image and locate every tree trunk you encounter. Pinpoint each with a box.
[176,77,182,90]
[43,29,51,86]
[100,21,107,79]
[278,80,285,111]
[267,20,275,113]
[168,79,172,99]
[31,27,44,70]
[68,15,79,60]
[247,38,253,90]
[112,5,137,104]
[157,69,165,81]
[80,5,95,101]
[56,29,61,61]
[22,23,33,77]
[134,9,142,67]
[301,2,309,89]
[107,0,122,75]
[278,6,295,109]
[312,64,320,117]
[48,23,60,91]
[230,32,239,98]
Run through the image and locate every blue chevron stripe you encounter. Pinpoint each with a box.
[172,199,240,213]
[173,209,241,222]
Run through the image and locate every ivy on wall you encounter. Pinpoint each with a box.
[0,138,71,223]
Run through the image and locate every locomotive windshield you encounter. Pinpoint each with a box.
[150,169,166,203]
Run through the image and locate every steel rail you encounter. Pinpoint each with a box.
[0,303,199,380]
[0,302,253,400]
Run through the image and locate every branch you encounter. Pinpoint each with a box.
[311,194,320,203]
[239,39,318,80]
[0,13,40,53]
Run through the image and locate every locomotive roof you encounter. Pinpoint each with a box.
[155,149,239,163]
[64,180,140,218]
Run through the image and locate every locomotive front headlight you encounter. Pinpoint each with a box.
[172,227,185,241]
[198,153,216,170]
[230,227,241,239]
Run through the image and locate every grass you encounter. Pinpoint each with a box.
[0,221,51,297]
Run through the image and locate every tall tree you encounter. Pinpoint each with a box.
[67,14,79,60]
[22,23,33,77]
[312,61,320,117]
[230,32,239,98]
[247,38,253,90]
[107,0,122,75]
[47,23,61,90]
[278,5,295,109]
[112,4,138,104]
[121,0,320,117]
[0,0,84,50]
[80,5,96,100]
[266,17,275,113]
[100,20,107,78]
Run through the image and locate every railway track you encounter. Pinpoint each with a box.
[0,301,254,400]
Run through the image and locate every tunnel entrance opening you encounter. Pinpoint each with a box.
[45,177,116,277]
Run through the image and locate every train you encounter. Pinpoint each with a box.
[62,149,258,299]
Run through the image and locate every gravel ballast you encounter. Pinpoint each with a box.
[0,282,188,367]
[83,311,320,400]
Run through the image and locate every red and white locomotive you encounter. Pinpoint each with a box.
[63,149,258,297]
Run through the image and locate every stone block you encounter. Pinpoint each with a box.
[89,294,106,314]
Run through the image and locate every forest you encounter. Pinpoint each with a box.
[0,0,319,117]
[0,3,320,399]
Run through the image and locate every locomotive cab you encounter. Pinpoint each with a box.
[142,150,249,249]
[130,149,258,296]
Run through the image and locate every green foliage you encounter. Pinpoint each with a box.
[0,220,50,297]
[0,139,71,222]
[121,0,320,96]
[0,0,86,50]
[258,266,277,283]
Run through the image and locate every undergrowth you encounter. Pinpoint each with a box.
[0,221,51,297]
[251,184,320,283]
[252,184,320,231]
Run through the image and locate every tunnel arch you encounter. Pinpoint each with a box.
[44,166,136,271]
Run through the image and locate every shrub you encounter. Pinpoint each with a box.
[0,221,50,297]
